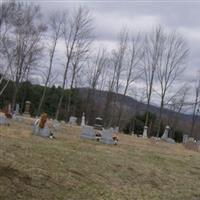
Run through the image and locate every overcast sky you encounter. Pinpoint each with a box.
[36,0,200,78]
[21,0,200,107]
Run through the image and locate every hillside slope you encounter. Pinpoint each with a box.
[78,88,194,122]
[0,119,200,200]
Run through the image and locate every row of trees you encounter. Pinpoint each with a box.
[0,1,199,138]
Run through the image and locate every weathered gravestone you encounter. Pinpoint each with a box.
[182,134,189,144]
[0,115,8,125]
[52,119,60,132]
[101,128,115,144]
[23,101,31,117]
[12,104,20,119]
[81,112,86,127]
[161,125,170,139]
[69,116,77,126]
[143,126,148,138]
[15,104,20,115]
[32,119,50,137]
[80,126,96,140]
[161,125,175,144]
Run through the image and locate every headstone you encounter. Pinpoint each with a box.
[0,115,8,125]
[15,104,20,115]
[80,126,96,140]
[81,112,85,127]
[161,125,176,144]
[143,126,148,138]
[24,101,31,116]
[69,116,77,126]
[100,129,115,144]
[12,104,20,119]
[32,119,50,137]
[182,134,189,144]
[52,119,60,131]
[161,125,170,139]
[164,138,176,144]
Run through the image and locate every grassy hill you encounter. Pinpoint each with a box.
[0,118,200,200]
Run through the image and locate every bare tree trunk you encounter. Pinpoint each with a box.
[55,7,93,120]
[55,60,69,120]
[191,78,200,138]
[37,13,62,115]
[66,68,76,120]
[156,97,164,137]
[37,44,56,115]
[0,79,9,96]
[144,67,155,127]
[12,80,19,112]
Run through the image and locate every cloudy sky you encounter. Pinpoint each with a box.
[23,0,200,107]
[37,0,200,76]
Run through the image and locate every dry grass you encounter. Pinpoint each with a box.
[0,118,200,200]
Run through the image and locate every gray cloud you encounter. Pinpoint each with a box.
[37,1,200,72]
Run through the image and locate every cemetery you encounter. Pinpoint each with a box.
[0,106,200,200]
[0,1,200,199]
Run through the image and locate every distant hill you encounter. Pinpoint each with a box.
[77,87,193,123]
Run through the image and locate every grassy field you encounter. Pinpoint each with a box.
[0,118,200,200]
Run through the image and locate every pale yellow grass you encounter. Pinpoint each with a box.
[0,118,200,200]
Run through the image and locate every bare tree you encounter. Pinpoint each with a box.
[156,31,188,137]
[55,7,93,120]
[87,48,108,90]
[1,1,46,111]
[142,26,164,134]
[37,12,64,115]
[114,29,128,94]
[167,85,190,136]
[0,1,16,96]
[111,29,128,125]
[191,73,200,138]
[66,48,86,119]
[85,48,108,122]
[117,33,142,126]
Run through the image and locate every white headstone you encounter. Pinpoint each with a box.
[161,125,170,139]
[81,112,85,127]
[15,104,20,114]
[143,126,148,138]
[183,134,189,144]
